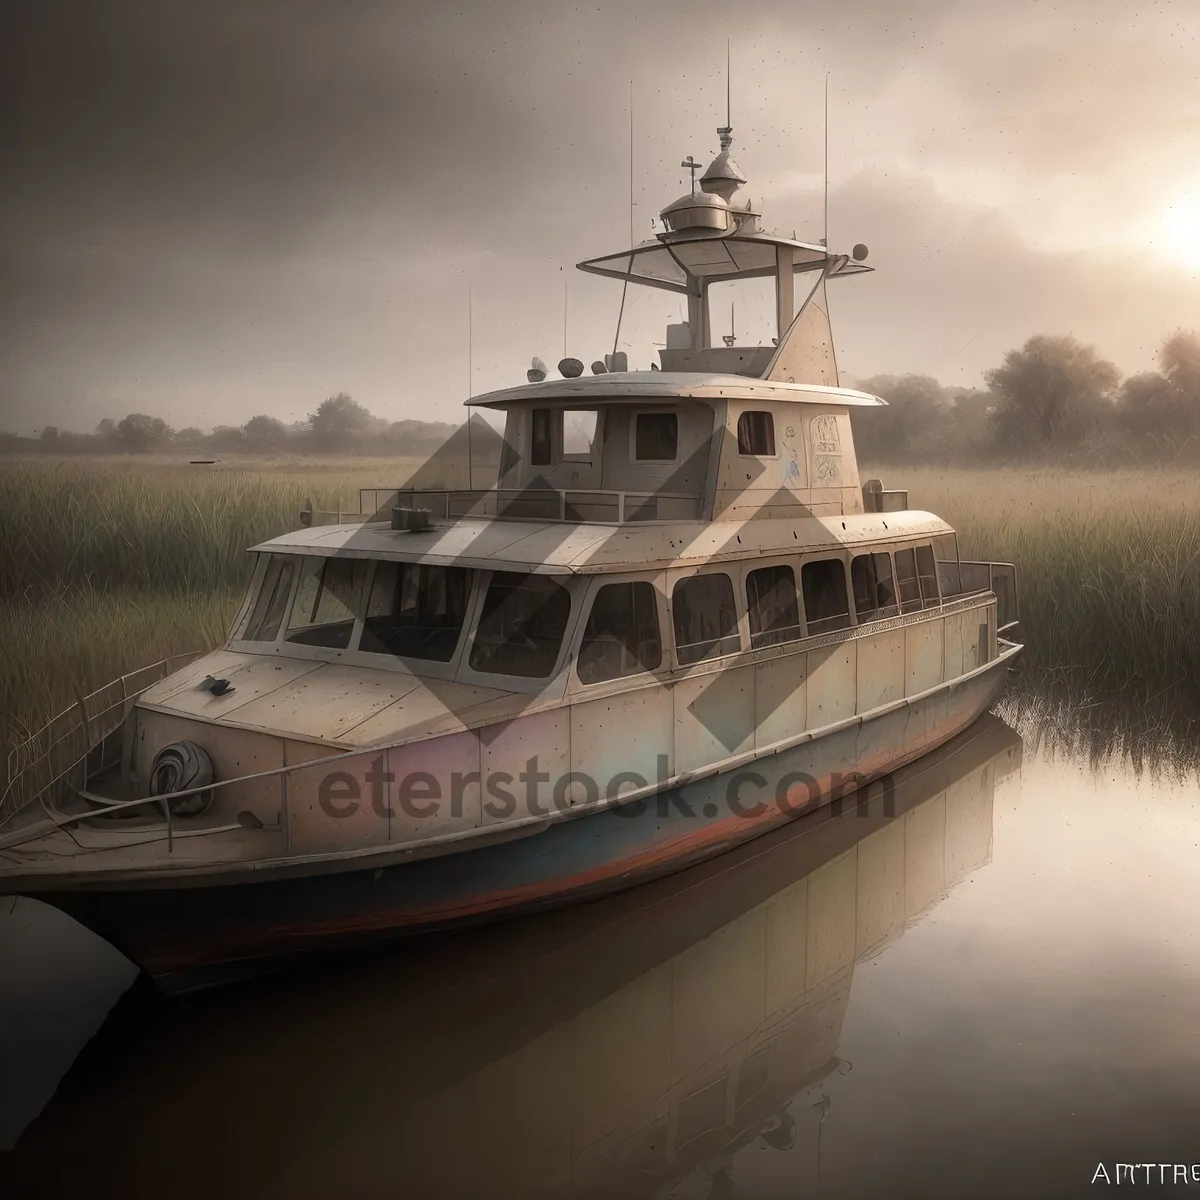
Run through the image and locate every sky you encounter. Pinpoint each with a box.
[2,0,1200,434]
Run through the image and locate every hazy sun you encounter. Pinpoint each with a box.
[1161,190,1200,269]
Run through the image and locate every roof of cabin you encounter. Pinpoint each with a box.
[575,231,872,292]
[465,372,887,409]
[251,510,952,575]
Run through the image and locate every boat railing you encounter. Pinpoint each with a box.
[342,487,707,525]
[0,652,205,831]
[958,561,1019,631]
[861,478,908,513]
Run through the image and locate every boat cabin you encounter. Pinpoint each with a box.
[425,376,887,523]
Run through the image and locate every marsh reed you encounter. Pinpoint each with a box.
[3,458,1199,780]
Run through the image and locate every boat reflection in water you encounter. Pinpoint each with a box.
[8,714,1021,1199]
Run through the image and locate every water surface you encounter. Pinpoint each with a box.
[2,713,1200,1199]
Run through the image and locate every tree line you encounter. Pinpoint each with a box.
[7,330,1200,464]
[4,394,478,457]
[850,330,1200,464]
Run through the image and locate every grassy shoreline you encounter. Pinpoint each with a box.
[3,458,1199,777]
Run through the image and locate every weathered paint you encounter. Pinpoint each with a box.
[249,508,956,575]
[806,640,857,727]
[753,653,807,750]
[855,629,905,713]
[14,717,1017,1200]
[905,618,944,696]
[32,650,1011,990]
[673,662,756,774]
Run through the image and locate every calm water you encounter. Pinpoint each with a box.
[3,713,1200,1199]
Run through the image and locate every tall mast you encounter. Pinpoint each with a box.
[466,281,474,489]
[823,73,829,250]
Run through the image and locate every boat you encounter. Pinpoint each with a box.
[4,715,1023,1197]
[0,108,1021,993]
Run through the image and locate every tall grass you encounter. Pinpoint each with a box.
[0,458,426,600]
[880,466,1200,692]
[0,586,243,787]
[3,459,1200,781]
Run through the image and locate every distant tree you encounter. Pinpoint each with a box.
[242,414,288,452]
[984,335,1119,449]
[39,425,59,448]
[173,427,206,447]
[851,373,950,460]
[1118,331,1200,448]
[1161,330,1200,400]
[1118,372,1180,440]
[116,412,172,453]
[95,418,119,443]
[308,393,374,452]
[210,425,246,452]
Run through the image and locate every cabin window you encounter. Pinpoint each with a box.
[800,558,851,634]
[894,548,921,613]
[531,409,556,466]
[563,409,600,460]
[933,532,962,597]
[577,581,662,684]
[469,572,572,678]
[746,565,802,649]
[672,573,741,665]
[285,557,368,649]
[634,411,679,461]
[916,544,940,607]
[737,411,775,456]
[243,555,297,642]
[359,562,471,662]
[894,546,939,612]
[851,552,899,623]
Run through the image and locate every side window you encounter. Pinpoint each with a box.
[746,565,802,649]
[672,573,740,665]
[285,557,367,649]
[851,552,898,623]
[916,543,941,607]
[469,572,572,678]
[634,412,679,461]
[933,532,962,597]
[531,409,556,466]
[359,562,471,662]
[800,558,851,635]
[736,411,776,456]
[243,555,297,642]
[563,410,600,459]
[577,581,662,684]
[893,548,922,614]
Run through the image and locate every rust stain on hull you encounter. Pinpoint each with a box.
[42,661,1007,989]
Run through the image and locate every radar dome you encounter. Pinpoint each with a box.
[660,190,730,233]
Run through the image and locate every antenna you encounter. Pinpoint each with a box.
[823,72,829,251]
[723,301,736,347]
[612,80,634,360]
[466,281,474,490]
[717,39,732,151]
[563,271,568,358]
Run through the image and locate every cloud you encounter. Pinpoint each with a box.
[2,0,1199,430]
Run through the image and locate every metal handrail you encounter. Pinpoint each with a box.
[0,652,205,830]
[355,486,706,525]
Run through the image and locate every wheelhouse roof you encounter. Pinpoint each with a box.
[465,372,887,409]
[575,231,873,294]
[251,510,953,575]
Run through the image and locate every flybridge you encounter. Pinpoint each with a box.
[564,114,872,387]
